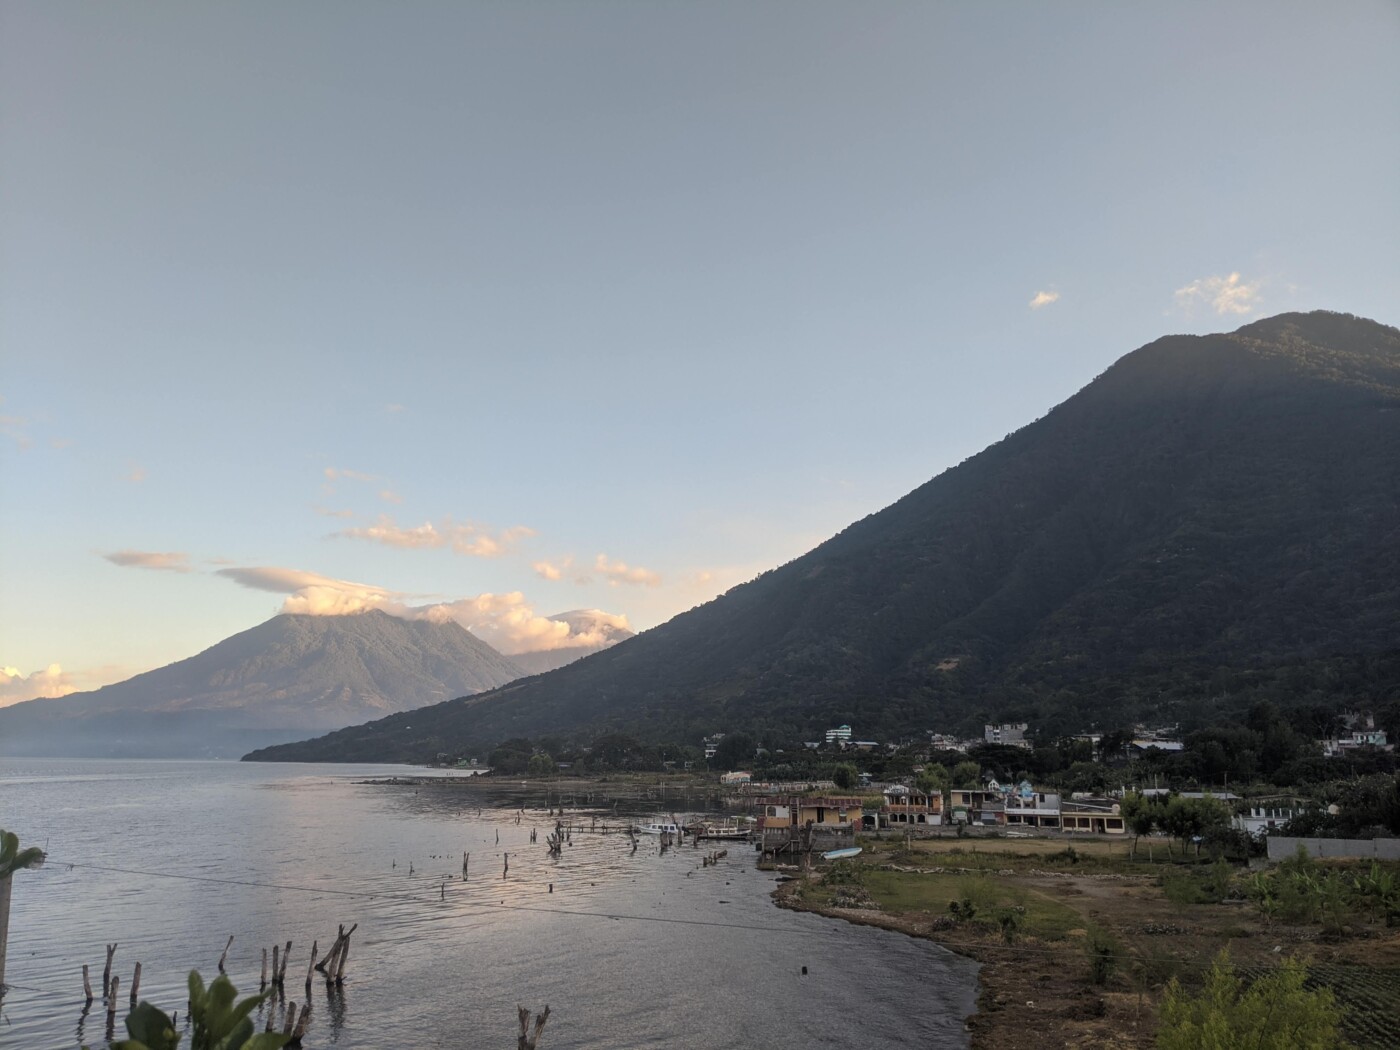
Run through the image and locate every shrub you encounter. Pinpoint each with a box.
[1157,951,1344,1049]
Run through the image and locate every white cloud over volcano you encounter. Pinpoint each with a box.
[215,566,628,654]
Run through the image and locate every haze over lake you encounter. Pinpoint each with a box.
[0,760,977,1049]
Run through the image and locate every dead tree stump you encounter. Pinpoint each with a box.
[517,1004,550,1050]
[218,935,234,974]
[102,944,117,999]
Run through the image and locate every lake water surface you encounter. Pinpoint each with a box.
[0,760,977,1049]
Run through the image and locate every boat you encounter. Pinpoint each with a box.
[632,821,681,835]
[821,847,863,860]
[695,823,752,841]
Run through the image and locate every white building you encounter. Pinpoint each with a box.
[825,724,853,746]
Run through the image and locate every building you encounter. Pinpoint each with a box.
[1061,797,1126,835]
[1003,782,1061,830]
[984,723,1030,748]
[1234,796,1311,838]
[880,785,944,827]
[948,789,1006,826]
[825,724,853,746]
[753,794,865,852]
[719,771,752,786]
[702,733,725,760]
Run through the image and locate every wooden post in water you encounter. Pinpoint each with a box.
[218,935,234,974]
[304,941,317,992]
[334,925,355,984]
[282,1000,297,1037]
[82,964,93,1002]
[516,1004,550,1050]
[260,948,268,989]
[271,945,279,988]
[107,976,119,1017]
[290,1001,311,1045]
[503,852,509,878]
[130,962,141,1004]
[278,940,291,985]
[102,944,116,999]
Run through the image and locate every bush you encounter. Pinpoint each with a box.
[1157,951,1344,1049]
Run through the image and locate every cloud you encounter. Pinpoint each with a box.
[104,549,193,573]
[533,560,564,581]
[384,403,405,414]
[314,506,356,519]
[379,489,403,504]
[213,565,626,654]
[323,467,378,482]
[0,414,33,449]
[216,566,399,616]
[594,553,662,587]
[1,664,77,706]
[404,595,631,654]
[337,515,535,558]
[1174,272,1263,316]
[124,464,147,483]
[1028,290,1060,309]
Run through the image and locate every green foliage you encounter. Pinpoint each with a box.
[526,751,555,776]
[0,829,46,879]
[915,763,950,796]
[113,971,288,1050]
[950,760,981,788]
[831,762,859,790]
[1157,952,1345,1049]
[1086,933,1117,986]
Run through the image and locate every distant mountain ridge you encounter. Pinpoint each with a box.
[245,311,1400,763]
[0,611,527,758]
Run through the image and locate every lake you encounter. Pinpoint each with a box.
[0,759,978,1049]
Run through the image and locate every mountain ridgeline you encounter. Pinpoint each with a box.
[249,311,1400,762]
[0,611,528,758]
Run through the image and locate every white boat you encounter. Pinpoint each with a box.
[633,821,681,835]
[821,847,862,860]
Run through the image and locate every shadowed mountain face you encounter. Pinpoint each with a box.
[248,311,1400,763]
[0,611,527,758]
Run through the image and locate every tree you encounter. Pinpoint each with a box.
[916,763,950,796]
[951,760,981,788]
[712,732,755,771]
[832,763,859,790]
[1157,951,1344,1049]
[0,829,46,994]
[1120,792,1158,861]
[527,752,556,776]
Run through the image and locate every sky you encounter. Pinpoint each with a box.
[3,2,1399,705]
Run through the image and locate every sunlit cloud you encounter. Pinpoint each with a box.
[1028,290,1060,309]
[594,553,661,587]
[337,515,535,558]
[124,464,147,483]
[379,489,403,504]
[314,506,356,519]
[1,664,77,707]
[216,566,399,616]
[212,565,627,654]
[104,549,193,573]
[323,466,378,482]
[0,414,33,449]
[384,403,405,414]
[533,560,564,581]
[1174,272,1263,316]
